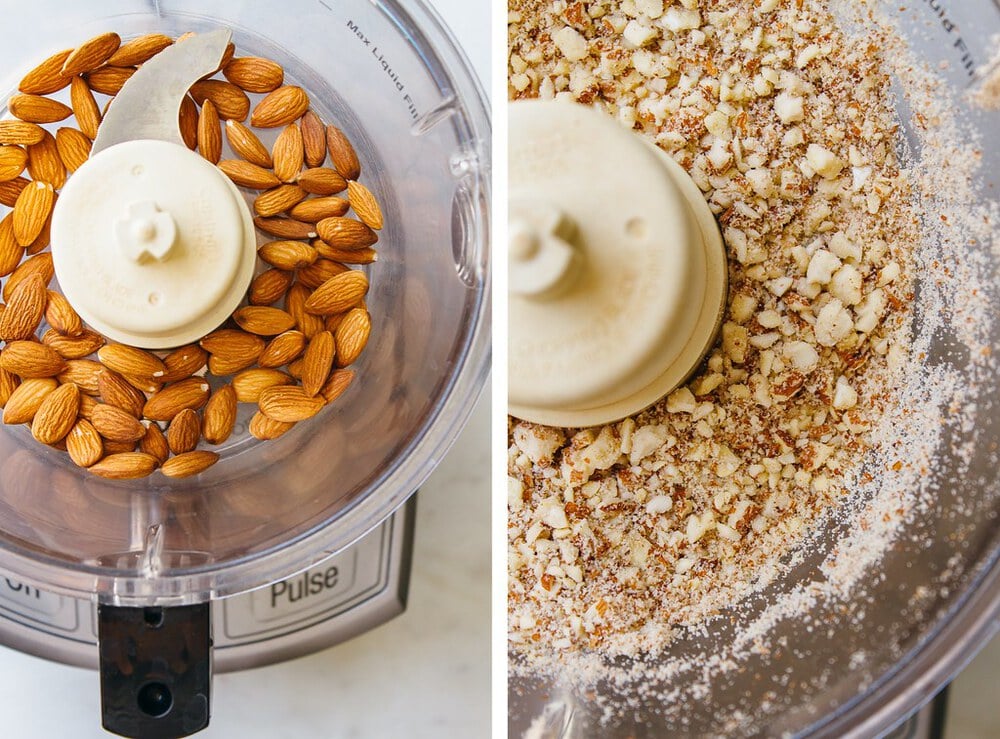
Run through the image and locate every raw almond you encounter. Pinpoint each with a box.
[98,369,146,417]
[251,86,310,128]
[2,378,57,424]
[207,353,258,376]
[233,306,296,336]
[321,369,356,403]
[219,160,280,190]
[304,270,369,315]
[258,240,317,270]
[286,283,325,338]
[316,217,378,250]
[249,411,294,440]
[178,95,198,149]
[325,124,361,180]
[249,269,293,305]
[258,385,326,422]
[167,408,200,454]
[290,196,350,223]
[161,450,220,479]
[123,374,163,395]
[13,181,55,247]
[98,344,167,380]
[202,385,237,444]
[223,56,284,93]
[0,215,22,277]
[297,167,348,196]
[272,124,304,182]
[70,76,102,140]
[0,368,19,407]
[347,180,384,230]
[27,131,66,189]
[253,216,316,239]
[84,66,135,95]
[66,419,103,467]
[0,146,27,182]
[58,359,103,395]
[335,309,371,367]
[9,94,72,124]
[31,382,80,444]
[45,290,83,337]
[301,331,335,396]
[142,378,211,422]
[300,111,327,168]
[0,274,47,341]
[200,328,265,360]
[4,253,54,300]
[62,32,122,75]
[254,184,306,217]
[42,328,105,359]
[26,200,54,255]
[78,393,97,421]
[225,120,272,168]
[55,127,92,172]
[298,259,349,289]
[19,49,72,95]
[138,423,169,464]
[0,121,46,146]
[189,79,250,121]
[232,368,294,403]
[91,403,145,442]
[89,452,158,480]
[103,439,139,455]
[325,313,346,332]
[197,99,222,164]
[161,344,208,383]
[217,42,236,72]
[286,359,304,379]
[258,330,307,368]
[0,177,29,208]
[0,341,65,377]
[107,33,173,66]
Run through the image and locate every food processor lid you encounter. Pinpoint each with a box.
[508,100,727,427]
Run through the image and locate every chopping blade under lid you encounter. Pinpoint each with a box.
[508,101,728,428]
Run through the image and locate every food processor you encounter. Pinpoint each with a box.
[508,1,1000,737]
[0,1,489,736]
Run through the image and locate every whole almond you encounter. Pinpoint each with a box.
[225,120,272,168]
[297,167,348,196]
[251,86,310,128]
[249,269,294,306]
[138,423,169,464]
[0,146,27,182]
[325,125,361,180]
[259,385,326,422]
[13,181,55,247]
[91,403,146,443]
[335,309,372,367]
[253,216,316,240]
[123,374,163,395]
[286,359,304,379]
[233,306,296,336]
[31,382,80,445]
[78,393,98,421]
[0,215,22,277]
[55,127,92,173]
[98,344,167,380]
[197,99,222,164]
[19,49,72,95]
[58,359,104,395]
[178,95,198,149]
[102,439,140,455]
[45,291,83,337]
[286,283,325,338]
[0,121,46,146]
[325,313,347,332]
[70,76,102,140]
[290,197,350,223]
[161,450,220,479]
[9,94,72,124]
[258,240,317,270]
[322,369,356,403]
[107,34,173,66]
[200,329,265,360]
[347,181,384,230]
[0,177,29,208]
[89,452,158,480]
[249,411,294,440]
[301,331,335,396]
[300,111,327,168]
[42,328,105,359]
[254,184,306,217]
[219,160,280,190]
[27,131,66,189]
[232,368,294,403]
[206,353,257,376]
[304,270,369,315]
[26,201,54,255]
[202,385,237,444]
[0,341,65,378]
[224,56,284,93]
[161,344,208,383]
[258,331,307,368]
[62,32,121,76]
[0,368,19,407]
[167,408,200,454]
[217,42,237,72]
[66,419,103,467]
[84,66,135,95]
[4,253,54,301]
[0,274,47,341]
[98,369,146,417]
[316,217,378,250]
[272,124,304,182]
[143,378,210,422]
[2,378,57,424]
[189,80,250,121]
[299,259,349,289]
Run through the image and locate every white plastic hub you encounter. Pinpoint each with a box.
[508,101,728,427]
[51,140,256,349]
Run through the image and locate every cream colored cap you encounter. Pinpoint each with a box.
[508,101,727,427]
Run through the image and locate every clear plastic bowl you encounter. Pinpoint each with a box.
[0,0,490,605]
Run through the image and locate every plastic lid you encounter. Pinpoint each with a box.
[51,139,256,349]
[508,101,727,427]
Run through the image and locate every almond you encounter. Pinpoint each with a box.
[45,290,83,337]
[62,32,122,75]
[202,385,237,444]
[251,86,310,128]
[107,33,173,66]
[321,369,356,403]
[0,215,22,277]
[142,378,211,422]
[161,344,208,383]
[347,180,384,230]
[167,408,200,454]
[298,259,349,289]
[233,306,296,336]
[304,270,369,315]
[138,423,169,464]
[285,283,325,338]
[0,341,65,378]
[225,120,272,168]
[26,201,54,255]
[42,328,105,359]
[254,184,306,217]
[272,124,304,182]
[2,378,57,424]
[258,240,317,270]
[300,111,327,168]
[19,49,72,95]
[66,419,103,467]
[13,181,55,247]
[286,359,304,379]
[178,95,198,149]
[98,369,146,417]
[0,177,29,208]
[123,374,163,395]
[189,79,250,121]
[297,167,348,196]
[161,450,220,479]
[253,216,316,240]
[325,313,347,332]
[0,274,47,341]
[258,385,326,422]
[91,403,146,442]
[98,344,167,380]
[28,131,66,190]
[232,368,294,403]
[4,253,54,300]
[70,76,102,140]
[31,382,80,444]
[84,66,135,95]
[219,160,280,190]
[78,393,98,421]
[335,309,372,367]
[0,121,46,146]
[9,94,72,124]
[316,217,378,250]
[58,359,103,395]
[258,331,307,369]
[200,328,265,361]
[301,331,335,396]
[89,452,158,480]
[325,124,361,180]
[197,99,222,164]
[55,127,92,173]
[249,411,295,440]
[289,196,350,223]
[224,57,284,93]
[0,368,20,407]
[0,146,27,182]
[249,268,294,306]
[217,42,237,72]
[102,439,140,455]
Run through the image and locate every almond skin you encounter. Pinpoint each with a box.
[55,127,92,173]
[0,214,22,277]
[325,124,361,180]
[272,124,304,182]
[98,344,167,380]
[13,180,55,247]
[315,217,378,250]
[2,377,58,424]
[58,359,104,395]
[161,450,220,479]
[254,184,307,217]
[143,378,211,422]
[219,160,281,190]
[0,341,65,378]
[45,290,83,336]
[70,76,102,140]
[322,369,356,403]
[304,270,370,315]
[335,309,372,367]
[31,382,80,445]
[4,253,54,301]
[0,368,19,407]
[257,331,307,369]
[0,121,46,146]
[9,94,72,124]
[225,120,272,168]
[178,95,199,150]
[249,269,294,306]
[66,419,103,467]
[258,385,326,422]
[347,180,384,230]
[300,331,335,396]
[298,259,349,289]
[258,240,317,270]
[139,423,170,464]
[26,131,66,190]
[42,328,105,359]
[19,49,72,95]
[297,167,348,196]
[252,216,316,240]
[98,369,146,418]
[91,403,146,443]
[251,86,310,128]
[223,57,284,93]
[0,178,29,208]
[0,274,47,341]
[285,283,325,339]
[200,329,265,368]
[300,111,327,168]
[84,66,135,95]
[161,344,208,383]
[197,99,222,164]
[107,33,173,66]
[0,146,27,182]
[189,79,250,121]
[249,411,295,440]
[62,32,122,76]
[167,408,200,454]
[233,306,296,336]
[232,368,294,403]
[202,385,237,444]
[289,197,350,223]
[312,242,378,266]
[89,452,159,480]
